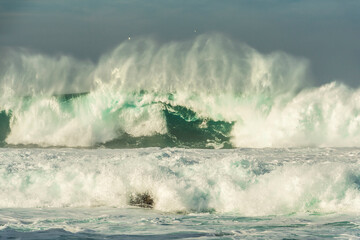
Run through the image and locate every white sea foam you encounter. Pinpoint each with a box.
[0,148,359,216]
[5,92,167,147]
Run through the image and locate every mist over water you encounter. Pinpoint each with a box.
[0,34,309,95]
[1,34,360,148]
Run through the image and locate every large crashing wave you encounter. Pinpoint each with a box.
[1,34,360,148]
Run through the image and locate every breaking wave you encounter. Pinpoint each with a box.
[1,34,360,148]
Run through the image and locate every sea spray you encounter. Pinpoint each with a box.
[0,47,94,96]
[2,34,360,148]
[92,34,309,94]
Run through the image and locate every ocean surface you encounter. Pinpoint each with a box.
[1,34,360,238]
[0,148,360,239]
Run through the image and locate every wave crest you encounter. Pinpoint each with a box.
[2,34,360,148]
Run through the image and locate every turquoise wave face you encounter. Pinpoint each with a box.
[103,104,234,149]
[0,110,10,146]
[0,92,234,148]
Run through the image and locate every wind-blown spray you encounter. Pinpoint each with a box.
[1,34,359,148]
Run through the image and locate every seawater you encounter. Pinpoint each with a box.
[0,147,359,239]
[1,34,360,238]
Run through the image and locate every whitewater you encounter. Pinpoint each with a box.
[0,34,360,238]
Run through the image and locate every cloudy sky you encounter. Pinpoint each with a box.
[1,0,359,87]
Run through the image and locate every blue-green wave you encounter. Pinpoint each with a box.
[0,92,234,148]
[2,34,360,148]
[0,110,10,146]
[103,104,233,149]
